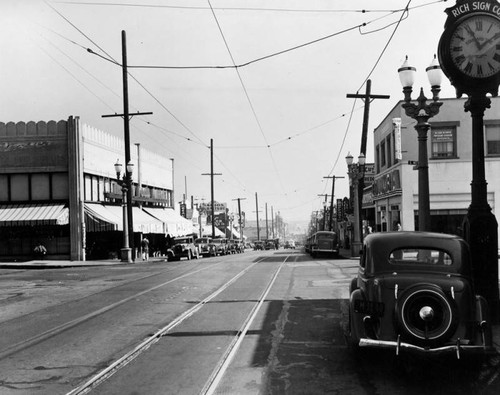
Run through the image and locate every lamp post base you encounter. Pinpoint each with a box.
[120,247,133,263]
[351,241,362,258]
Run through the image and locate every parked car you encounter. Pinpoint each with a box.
[228,240,244,253]
[253,241,264,250]
[211,238,229,256]
[228,239,238,254]
[167,235,199,261]
[348,231,494,359]
[195,237,215,257]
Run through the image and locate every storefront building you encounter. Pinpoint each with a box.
[371,97,500,243]
[0,116,192,261]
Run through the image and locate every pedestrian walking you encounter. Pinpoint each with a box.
[141,237,149,261]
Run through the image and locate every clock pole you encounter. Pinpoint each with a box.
[462,94,499,323]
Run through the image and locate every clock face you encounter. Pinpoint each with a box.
[449,14,500,79]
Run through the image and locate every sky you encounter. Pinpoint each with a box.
[0,0,461,226]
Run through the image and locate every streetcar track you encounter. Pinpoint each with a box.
[67,257,269,395]
[0,260,226,360]
[201,254,292,395]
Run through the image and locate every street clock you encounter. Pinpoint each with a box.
[438,0,500,97]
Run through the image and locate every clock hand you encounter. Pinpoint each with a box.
[465,25,482,49]
[478,32,500,50]
[476,35,500,56]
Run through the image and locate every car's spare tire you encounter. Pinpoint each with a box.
[396,284,458,346]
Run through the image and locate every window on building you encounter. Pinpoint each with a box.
[376,145,380,173]
[380,140,386,167]
[485,124,500,156]
[386,135,392,167]
[431,126,457,158]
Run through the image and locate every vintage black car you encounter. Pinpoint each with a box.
[348,231,494,359]
[167,235,199,261]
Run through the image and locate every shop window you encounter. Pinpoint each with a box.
[11,174,29,201]
[431,126,457,158]
[485,124,500,156]
[0,175,8,201]
[31,174,50,200]
[386,135,392,167]
[52,173,69,200]
[380,140,386,167]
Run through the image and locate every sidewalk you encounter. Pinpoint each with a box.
[0,257,166,269]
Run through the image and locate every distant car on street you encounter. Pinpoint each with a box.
[348,231,494,359]
[211,238,229,256]
[253,241,264,250]
[168,235,199,261]
[195,237,215,257]
[284,240,296,249]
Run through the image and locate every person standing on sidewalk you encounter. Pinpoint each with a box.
[141,237,149,261]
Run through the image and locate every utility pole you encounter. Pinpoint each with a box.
[254,192,262,241]
[318,194,329,231]
[202,139,222,239]
[271,206,275,239]
[347,79,389,240]
[103,30,152,260]
[232,198,246,242]
[265,203,269,240]
[323,175,344,231]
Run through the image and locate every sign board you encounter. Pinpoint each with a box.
[198,201,227,213]
[393,118,402,160]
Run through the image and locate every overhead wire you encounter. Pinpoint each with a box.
[207,0,284,194]
[43,0,208,148]
[319,0,413,204]
[54,2,410,13]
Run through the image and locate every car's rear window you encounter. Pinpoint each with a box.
[388,248,452,266]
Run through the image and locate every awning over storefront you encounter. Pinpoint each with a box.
[143,207,195,237]
[200,224,225,238]
[84,203,120,232]
[84,204,164,234]
[227,226,241,239]
[0,203,69,227]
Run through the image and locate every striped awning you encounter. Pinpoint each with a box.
[84,203,120,232]
[0,203,69,227]
[143,207,196,236]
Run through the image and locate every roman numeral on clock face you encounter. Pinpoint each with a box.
[454,55,466,66]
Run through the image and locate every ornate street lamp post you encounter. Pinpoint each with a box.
[398,55,443,231]
[346,152,365,257]
[114,160,134,263]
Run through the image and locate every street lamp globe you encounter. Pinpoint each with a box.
[426,54,442,88]
[345,152,354,166]
[358,153,366,166]
[398,56,416,88]
[126,161,134,176]
[114,160,123,177]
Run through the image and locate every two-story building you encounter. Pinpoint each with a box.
[0,117,193,261]
[370,96,500,244]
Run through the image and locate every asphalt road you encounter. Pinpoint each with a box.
[0,249,499,395]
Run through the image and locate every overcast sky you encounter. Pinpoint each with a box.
[0,0,459,224]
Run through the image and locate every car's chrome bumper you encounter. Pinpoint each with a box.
[359,338,495,358]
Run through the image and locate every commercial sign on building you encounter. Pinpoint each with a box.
[393,118,403,160]
[199,201,227,213]
[373,169,401,197]
[363,163,375,185]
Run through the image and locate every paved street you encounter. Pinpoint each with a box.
[0,249,500,394]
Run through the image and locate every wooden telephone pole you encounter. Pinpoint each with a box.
[103,30,152,259]
[202,139,222,238]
